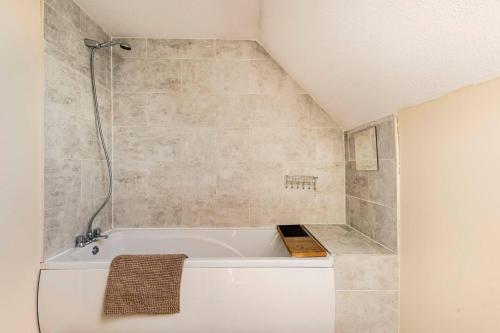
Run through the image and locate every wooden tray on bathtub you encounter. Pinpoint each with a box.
[277,225,327,257]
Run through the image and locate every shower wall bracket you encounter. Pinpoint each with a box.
[285,175,318,191]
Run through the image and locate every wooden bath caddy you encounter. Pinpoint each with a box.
[277,225,328,257]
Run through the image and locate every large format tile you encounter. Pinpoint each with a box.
[245,94,309,127]
[44,52,81,120]
[113,93,149,126]
[182,192,216,227]
[215,95,249,127]
[249,60,303,94]
[334,255,399,291]
[215,60,250,93]
[147,39,214,59]
[216,40,269,59]
[112,38,147,59]
[44,202,81,258]
[346,196,398,251]
[107,38,346,230]
[335,291,399,333]
[113,160,183,200]
[305,224,392,255]
[45,0,81,28]
[113,195,182,228]
[216,160,249,196]
[182,59,215,93]
[81,160,108,200]
[44,159,81,208]
[44,3,82,62]
[316,128,345,162]
[249,128,315,162]
[307,95,340,128]
[345,159,397,208]
[215,194,249,226]
[113,126,183,162]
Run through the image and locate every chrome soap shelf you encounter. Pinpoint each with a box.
[285,175,318,191]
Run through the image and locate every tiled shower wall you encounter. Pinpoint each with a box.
[345,116,398,251]
[111,39,345,228]
[43,0,112,258]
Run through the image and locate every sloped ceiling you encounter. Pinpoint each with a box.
[75,0,260,39]
[76,0,500,129]
[260,0,500,128]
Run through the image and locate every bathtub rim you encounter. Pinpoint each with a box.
[41,227,333,269]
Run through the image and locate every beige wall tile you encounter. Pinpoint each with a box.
[216,40,270,60]
[346,196,398,251]
[148,94,216,127]
[216,194,249,226]
[308,95,340,128]
[147,59,182,92]
[45,0,81,28]
[179,94,217,126]
[182,59,215,93]
[216,160,249,196]
[44,0,114,258]
[113,57,148,92]
[113,93,149,126]
[108,39,344,230]
[249,193,289,227]
[316,128,345,162]
[147,39,214,59]
[182,161,217,197]
[247,161,285,196]
[216,95,249,127]
[335,291,399,333]
[334,255,399,291]
[182,192,216,227]
[249,60,303,94]
[44,159,81,208]
[112,38,147,59]
[113,126,183,162]
[215,60,250,93]
[81,160,108,200]
[182,128,217,165]
[45,53,81,120]
[113,195,182,228]
[245,95,308,127]
[217,128,249,161]
[44,203,81,258]
[186,39,215,58]
[113,160,183,200]
[147,39,188,58]
[44,4,82,67]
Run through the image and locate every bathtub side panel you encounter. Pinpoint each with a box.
[39,268,335,333]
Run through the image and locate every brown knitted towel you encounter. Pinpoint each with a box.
[104,254,188,315]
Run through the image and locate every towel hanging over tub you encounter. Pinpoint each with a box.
[103,254,188,315]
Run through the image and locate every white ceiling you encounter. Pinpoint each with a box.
[76,0,260,39]
[76,0,500,129]
[260,0,500,128]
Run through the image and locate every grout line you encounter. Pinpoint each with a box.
[346,194,396,210]
[344,224,395,253]
[335,290,399,292]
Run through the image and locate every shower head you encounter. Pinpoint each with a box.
[84,39,132,51]
[119,42,132,50]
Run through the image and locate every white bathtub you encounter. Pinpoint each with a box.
[39,228,335,333]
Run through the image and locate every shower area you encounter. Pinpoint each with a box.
[42,0,399,332]
[43,0,346,259]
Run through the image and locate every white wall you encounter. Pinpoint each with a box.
[259,0,500,129]
[0,0,43,331]
[399,78,500,332]
[76,0,261,39]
